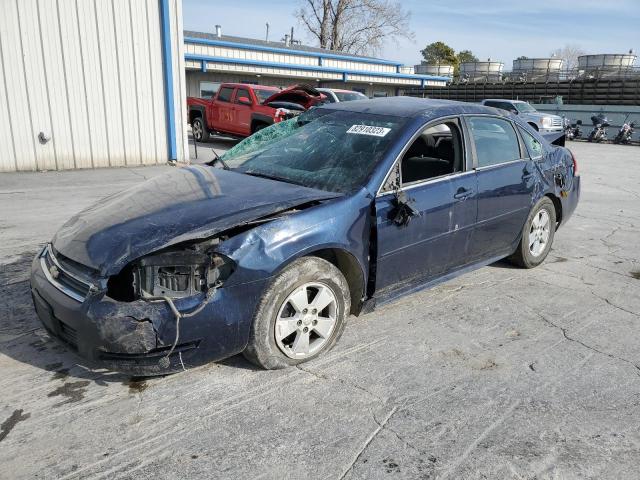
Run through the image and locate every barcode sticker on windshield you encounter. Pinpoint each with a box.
[347,125,391,137]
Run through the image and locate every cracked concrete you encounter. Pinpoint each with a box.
[0,141,639,479]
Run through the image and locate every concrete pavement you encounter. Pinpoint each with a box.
[0,141,639,479]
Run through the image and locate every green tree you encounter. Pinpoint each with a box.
[457,50,479,64]
[454,50,478,75]
[420,41,457,66]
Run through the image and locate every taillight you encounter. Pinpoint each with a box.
[570,150,577,175]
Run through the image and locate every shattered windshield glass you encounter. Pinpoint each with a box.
[220,110,406,193]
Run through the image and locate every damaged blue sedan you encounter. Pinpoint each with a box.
[30,98,580,374]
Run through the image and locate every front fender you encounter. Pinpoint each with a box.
[216,190,372,290]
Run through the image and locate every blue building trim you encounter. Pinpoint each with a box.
[184,36,403,67]
[160,0,177,161]
[201,60,207,72]
[184,53,451,83]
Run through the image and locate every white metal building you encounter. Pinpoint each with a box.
[0,0,188,172]
[184,28,450,100]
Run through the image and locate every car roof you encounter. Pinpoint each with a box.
[317,96,502,119]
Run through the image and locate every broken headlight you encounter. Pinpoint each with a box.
[134,251,234,299]
[106,247,235,302]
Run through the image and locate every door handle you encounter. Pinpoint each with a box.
[454,187,473,200]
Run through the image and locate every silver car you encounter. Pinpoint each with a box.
[482,99,563,134]
[317,88,368,103]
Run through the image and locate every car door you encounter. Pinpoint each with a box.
[374,118,478,294]
[215,86,236,133]
[233,87,253,136]
[465,115,535,261]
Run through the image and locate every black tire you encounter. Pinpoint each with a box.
[243,257,350,369]
[509,197,556,269]
[192,117,210,142]
[252,122,269,134]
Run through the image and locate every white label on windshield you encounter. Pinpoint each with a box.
[347,125,391,137]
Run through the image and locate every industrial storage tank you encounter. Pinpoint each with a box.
[459,60,503,82]
[414,64,455,77]
[578,53,637,78]
[511,57,564,81]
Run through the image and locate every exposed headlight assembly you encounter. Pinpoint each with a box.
[134,250,234,299]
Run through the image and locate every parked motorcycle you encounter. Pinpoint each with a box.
[588,114,610,143]
[563,117,582,141]
[613,115,635,144]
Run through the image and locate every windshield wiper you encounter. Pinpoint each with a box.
[242,171,304,186]
[206,149,230,170]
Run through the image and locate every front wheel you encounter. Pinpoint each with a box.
[243,257,350,369]
[509,197,556,269]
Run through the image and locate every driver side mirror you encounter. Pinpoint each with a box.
[510,109,518,115]
[238,96,252,105]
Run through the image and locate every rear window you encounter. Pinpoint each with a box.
[217,87,234,103]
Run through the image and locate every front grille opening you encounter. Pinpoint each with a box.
[107,264,136,302]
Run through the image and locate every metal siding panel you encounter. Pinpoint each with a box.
[77,0,110,167]
[0,0,37,171]
[129,0,155,165]
[171,0,188,162]
[0,35,17,172]
[146,0,167,163]
[113,0,142,165]
[95,0,126,166]
[58,0,93,169]
[37,0,76,170]
[16,0,57,170]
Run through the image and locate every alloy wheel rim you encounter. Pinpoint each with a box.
[274,282,337,359]
[529,209,551,257]
[193,121,202,140]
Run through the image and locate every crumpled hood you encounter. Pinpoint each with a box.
[52,166,337,276]
[263,83,325,109]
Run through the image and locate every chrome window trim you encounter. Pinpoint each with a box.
[377,169,476,198]
[475,158,526,172]
[376,115,466,197]
[40,244,94,303]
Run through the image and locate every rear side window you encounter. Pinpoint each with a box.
[468,117,521,168]
[518,127,543,158]
[217,87,234,103]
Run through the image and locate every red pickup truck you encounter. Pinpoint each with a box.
[187,83,325,141]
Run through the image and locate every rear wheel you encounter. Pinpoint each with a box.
[243,257,350,369]
[509,197,556,269]
[192,117,210,142]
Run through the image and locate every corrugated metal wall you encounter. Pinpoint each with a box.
[0,0,188,172]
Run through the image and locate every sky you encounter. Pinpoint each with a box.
[183,0,640,67]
